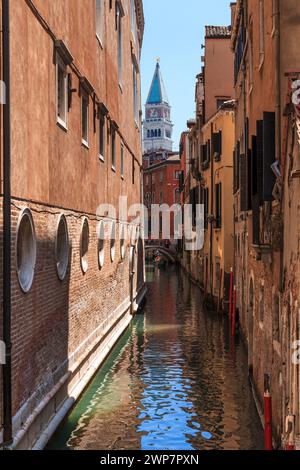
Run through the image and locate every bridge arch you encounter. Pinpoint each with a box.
[145,245,177,263]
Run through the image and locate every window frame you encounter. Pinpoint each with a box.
[132,61,139,124]
[56,54,68,130]
[116,1,123,87]
[81,90,89,148]
[99,113,105,161]
[80,218,90,274]
[215,182,222,229]
[16,208,37,293]
[120,142,124,179]
[96,0,105,47]
[55,214,69,281]
[259,0,265,69]
[111,127,116,171]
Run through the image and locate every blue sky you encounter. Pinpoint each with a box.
[140,0,232,151]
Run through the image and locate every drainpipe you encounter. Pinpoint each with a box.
[2,0,13,446]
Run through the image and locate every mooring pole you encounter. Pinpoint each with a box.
[264,374,273,450]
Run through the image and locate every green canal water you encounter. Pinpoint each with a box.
[47,264,263,450]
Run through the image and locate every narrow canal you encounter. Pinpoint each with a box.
[47,265,263,451]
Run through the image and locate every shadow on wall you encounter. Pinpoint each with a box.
[10,209,72,450]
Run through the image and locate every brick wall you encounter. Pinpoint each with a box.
[0,196,144,444]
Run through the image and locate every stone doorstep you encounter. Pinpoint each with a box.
[7,284,147,450]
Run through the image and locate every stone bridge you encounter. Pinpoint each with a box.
[145,245,177,263]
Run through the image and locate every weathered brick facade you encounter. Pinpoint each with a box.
[232,0,300,448]
[0,0,145,449]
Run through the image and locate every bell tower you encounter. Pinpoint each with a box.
[143,61,173,153]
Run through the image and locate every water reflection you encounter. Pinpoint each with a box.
[47,265,263,450]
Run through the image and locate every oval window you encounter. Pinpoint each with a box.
[130,225,137,246]
[110,222,116,262]
[80,218,89,273]
[120,224,126,260]
[16,209,36,293]
[55,215,69,280]
[98,220,105,268]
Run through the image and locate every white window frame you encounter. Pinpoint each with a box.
[259,0,265,69]
[133,61,139,125]
[121,142,124,179]
[96,0,104,47]
[56,54,68,130]
[116,2,123,87]
[111,128,116,171]
[130,0,137,41]
[99,113,105,161]
[81,91,89,148]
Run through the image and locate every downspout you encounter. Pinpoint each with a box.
[2,0,13,447]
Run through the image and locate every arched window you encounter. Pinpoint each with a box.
[147,130,150,138]
[154,129,158,137]
[16,209,36,293]
[158,129,161,137]
[80,218,89,273]
[55,214,69,281]
[151,130,154,137]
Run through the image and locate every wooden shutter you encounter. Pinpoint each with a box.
[247,149,252,210]
[212,131,222,156]
[251,135,257,196]
[233,147,237,194]
[240,154,247,212]
[256,120,264,202]
[215,183,222,228]
[252,194,260,245]
[262,112,276,201]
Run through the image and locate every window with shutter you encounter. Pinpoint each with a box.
[256,120,264,202]
[252,194,260,245]
[251,135,257,197]
[262,112,276,201]
[240,154,247,212]
[212,131,222,160]
[247,149,252,210]
[233,147,237,194]
[215,183,222,229]
[204,188,209,229]
[235,141,240,193]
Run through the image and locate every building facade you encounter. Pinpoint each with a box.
[180,22,235,310]
[144,155,181,244]
[232,0,300,448]
[0,0,145,449]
